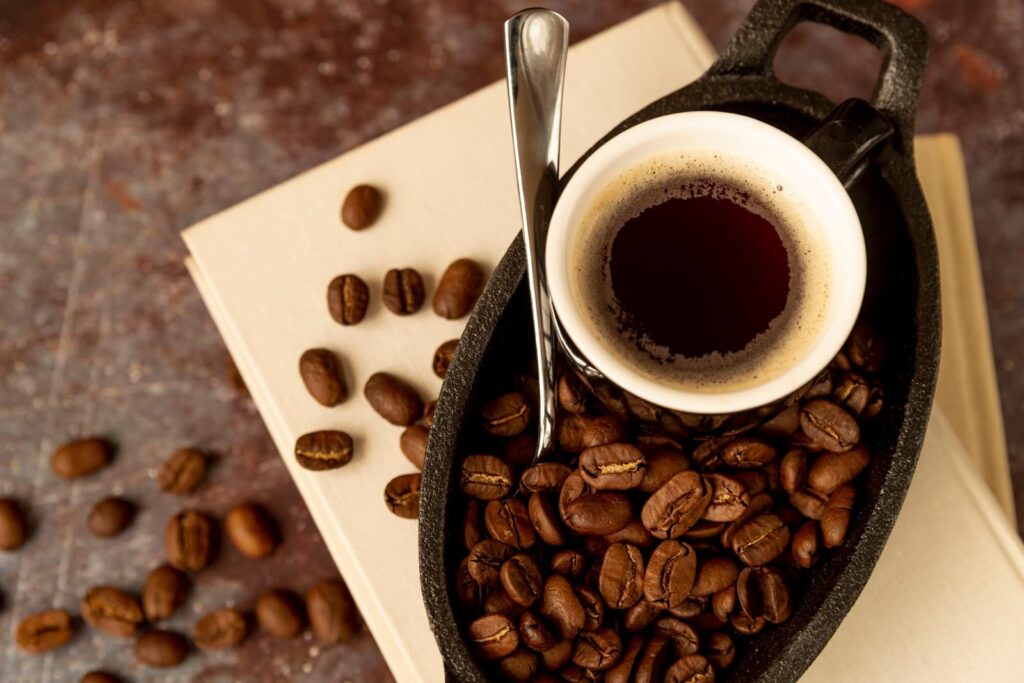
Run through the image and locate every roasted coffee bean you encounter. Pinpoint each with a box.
[81,672,121,683]
[193,608,248,650]
[727,470,767,496]
[633,636,672,683]
[800,400,859,452]
[81,586,144,637]
[556,414,590,453]
[0,498,28,550]
[845,323,885,372]
[502,434,536,468]
[756,566,792,624]
[384,473,421,519]
[791,520,820,568]
[143,564,189,622]
[540,575,585,639]
[484,588,528,618]
[730,611,766,635]
[605,518,655,548]
[16,609,74,653]
[482,392,531,437]
[821,483,856,548]
[528,493,565,546]
[257,589,305,638]
[558,471,593,519]
[461,455,514,500]
[135,630,188,668]
[559,664,600,683]
[597,543,645,609]
[711,586,737,622]
[364,372,423,425]
[421,399,438,428]
[341,184,383,230]
[681,520,725,541]
[485,499,535,549]
[833,372,871,415]
[639,448,690,493]
[464,499,484,550]
[432,338,460,378]
[758,404,801,438]
[557,374,588,414]
[580,443,647,490]
[501,554,544,607]
[468,613,518,660]
[643,540,696,609]
[581,415,626,449]
[433,258,485,319]
[519,610,557,652]
[563,493,632,535]
[468,539,516,586]
[806,372,834,399]
[497,649,538,682]
[576,585,605,630]
[780,448,808,494]
[788,489,828,520]
[521,463,572,493]
[299,348,347,407]
[731,514,789,566]
[158,448,207,494]
[623,597,662,631]
[690,556,739,597]
[653,617,699,657]
[692,437,729,470]
[456,558,484,610]
[665,654,714,683]
[550,549,587,580]
[539,639,573,670]
[327,274,369,325]
[225,502,278,558]
[864,384,884,419]
[702,474,749,522]
[400,424,429,469]
[641,472,712,539]
[573,627,622,670]
[721,492,773,549]
[667,597,706,620]
[606,635,644,683]
[294,430,354,470]
[307,579,360,644]
[582,536,611,564]
[705,631,735,670]
[383,267,425,315]
[720,438,776,468]
[165,509,215,571]
[51,437,112,478]
[808,445,870,495]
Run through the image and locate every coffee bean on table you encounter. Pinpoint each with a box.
[690,556,739,597]
[81,672,121,683]
[165,509,216,572]
[225,502,278,558]
[341,184,383,230]
[257,589,306,638]
[461,455,514,500]
[299,348,348,407]
[468,539,516,586]
[433,258,485,319]
[580,443,647,490]
[527,493,565,546]
[87,497,134,538]
[573,627,622,671]
[158,448,207,494]
[484,499,535,549]
[481,392,531,437]
[599,542,645,609]
[807,444,870,495]
[500,554,544,607]
[468,613,518,660]
[521,463,572,492]
[384,473,421,519]
[143,564,189,622]
[800,400,860,452]
[383,267,425,315]
[135,629,188,668]
[327,273,370,325]
[563,492,632,535]
[294,430,354,471]
[193,608,248,650]
[665,654,714,683]
[540,575,584,639]
[642,540,696,609]
[0,497,27,550]
[16,609,74,653]
[433,339,459,379]
[641,472,711,539]
[51,437,111,478]
[364,372,423,425]
[81,586,144,637]
[306,578,360,644]
[821,483,856,547]
[720,438,776,468]
[730,514,790,566]
[400,424,429,470]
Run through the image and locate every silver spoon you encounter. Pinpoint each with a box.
[504,9,569,464]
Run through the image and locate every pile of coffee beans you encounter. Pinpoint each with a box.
[452,325,885,681]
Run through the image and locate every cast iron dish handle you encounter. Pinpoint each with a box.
[705,0,927,153]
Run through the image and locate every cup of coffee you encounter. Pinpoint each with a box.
[545,99,892,434]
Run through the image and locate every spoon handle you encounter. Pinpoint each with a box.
[504,9,568,463]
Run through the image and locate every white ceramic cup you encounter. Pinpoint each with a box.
[545,111,867,415]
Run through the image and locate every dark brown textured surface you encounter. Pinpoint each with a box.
[0,0,1020,680]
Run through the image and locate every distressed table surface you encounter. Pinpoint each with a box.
[0,1,1021,681]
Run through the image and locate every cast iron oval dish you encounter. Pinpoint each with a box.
[421,0,939,680]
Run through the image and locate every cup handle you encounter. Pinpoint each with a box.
[802,97,894,188]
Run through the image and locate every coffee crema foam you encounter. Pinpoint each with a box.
[569,151,832,393]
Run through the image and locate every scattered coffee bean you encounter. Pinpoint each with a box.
[143,564,189,622]
[481,392,531,437]
[580,443,647,490]
[307,578,360,644]
[299,348,348,407]
[225,502,278,559]
[807,445,870,495]
[384,473,421,519]
[81,586,144,637]
[340,184,382,230]
[641,472,711,539]
[158,448,207,494]
[364,372,423,425]
[135,629,188,668]
[433,258,485,319]
[0,498,27,550]
[800,400,860,452]
[257,589,306,638]
[468,613,518,660]
[165,509,216,572]
[599,542,645,609]
[400,424,429,469]
[294,430,354,471]
[193,608,248,650]
[87,497,134,538]
[327,273,370,325]
[81,672,121,683]
[383,267,425,315]
[433,339,460,379]
[461,455,514,500]
[51,437,111,479]
[16,609,74,653]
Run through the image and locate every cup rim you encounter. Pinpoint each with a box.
[545,111,866,414]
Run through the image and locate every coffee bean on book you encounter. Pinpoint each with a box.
[306,579,360,644]
[341,184,382,230]
[225,502,278,559]
[299,348,348,406]
[384,473,421,519]
[81,586,144,637]
[51,437,111,478]
[294,430,353,471]
[135,630,188,668]
[143,564,189,622]
[327,273,369,325]
[87,496,134,537]
[364,372,423,425]
[193,608,248,650]
[165,509,216,572]
[0,498,27,550]
[383,267,425,315]
[433,258,485,319]
[433,339,459,379]
[158,448,207,494]
[16,609,74,653]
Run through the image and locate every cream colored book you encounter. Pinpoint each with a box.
[183,3,1023,681]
